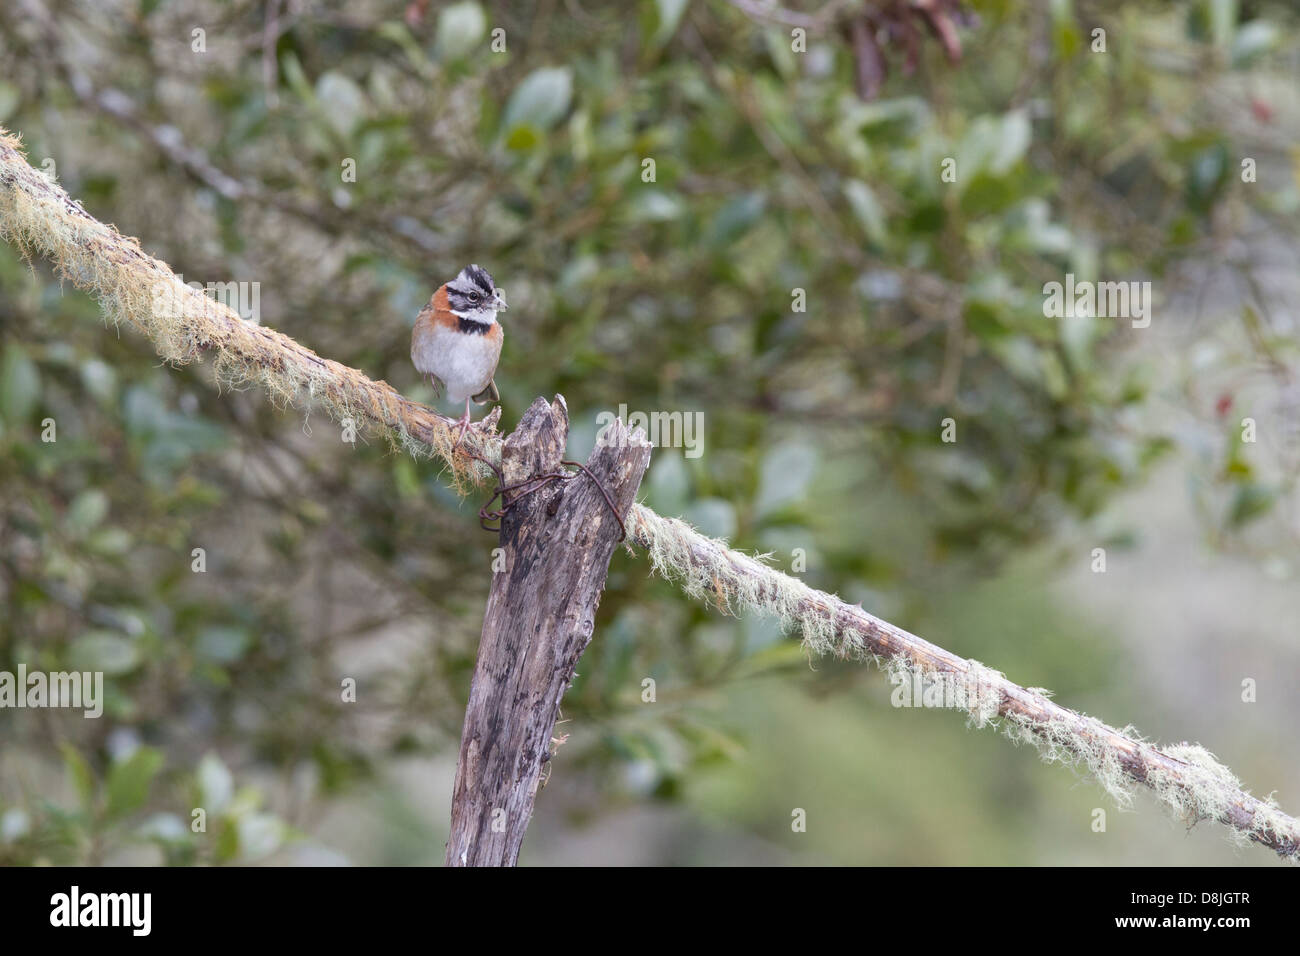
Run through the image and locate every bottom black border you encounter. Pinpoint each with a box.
[0,864,1284,941]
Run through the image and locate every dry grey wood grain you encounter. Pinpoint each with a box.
[446,396,651,866]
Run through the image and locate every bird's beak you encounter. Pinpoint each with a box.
[493,289,509,311]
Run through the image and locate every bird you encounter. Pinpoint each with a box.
[411,264,508,450]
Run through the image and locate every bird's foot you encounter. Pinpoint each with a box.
[451,408,473,453]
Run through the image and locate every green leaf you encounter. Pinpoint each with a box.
[1224,461,1251,481]
[236,813,285,860]
[106,747,163,818]
[1,346,40,424]
[0,807,31,842]
[79,359,118,403]
[652,0,690,47]
[706,192,766,246]
[757,441,817,516]
[66,490,109,536]
[761,26,798,78]
[435,2,487,60]
[990,110,1032,175]
[1231,20,1279,66]
[844,179,887,247]
[964,299,1009,344]
[1206,0,1239,48]
[1050,0,1081,58]
[959,111,1031,185]
[279,50,313,102]
[502,67,573,137]
[59,743,96,811]
[195,626,251,664]
[376,22,430,74]
[627,190,685,223]
[647,451,689,515]
[86,528,133,556]
[0,81,20,123]
[1040,349,1069,400]
[136,813,188,844]
[315,72,369,136]
[68,631,141,676]
[393,456,420,499]
[1059,308,1097,374]
[684,498,737,539]
[214,819,240,862]
[504,125,540,151]
[1186,142,1229,214]
[197,752,234,814]
[1229,484,1275,526]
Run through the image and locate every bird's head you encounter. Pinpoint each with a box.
[446,264,508,324]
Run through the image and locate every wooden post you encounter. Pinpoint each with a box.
[445,396,651,866]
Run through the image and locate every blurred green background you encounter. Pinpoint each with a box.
[1,0,1299,865]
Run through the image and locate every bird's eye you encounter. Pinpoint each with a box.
[468,292,481,303]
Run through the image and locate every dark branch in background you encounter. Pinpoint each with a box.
[729,0,974,99]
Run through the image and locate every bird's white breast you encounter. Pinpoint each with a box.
[411,321,502,403]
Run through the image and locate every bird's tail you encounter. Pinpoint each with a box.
[472,380,499,405]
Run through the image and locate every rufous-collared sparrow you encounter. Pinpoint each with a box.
[411,264,508,447]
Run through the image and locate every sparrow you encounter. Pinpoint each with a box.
[411,264,508,448]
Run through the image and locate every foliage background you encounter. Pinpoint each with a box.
[1,0,1299,864]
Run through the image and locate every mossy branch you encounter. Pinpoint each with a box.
[1,127,1295,862]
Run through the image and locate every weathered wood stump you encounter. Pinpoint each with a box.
[446,396,651,866]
